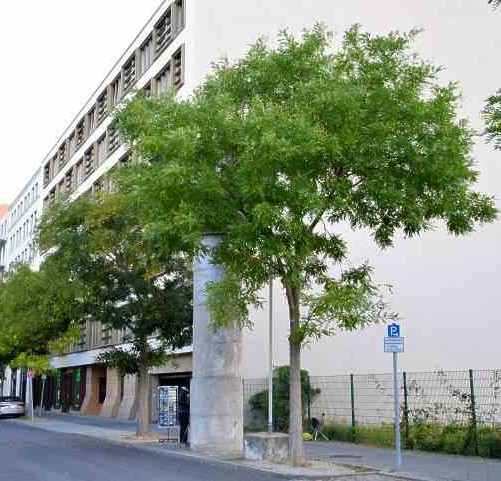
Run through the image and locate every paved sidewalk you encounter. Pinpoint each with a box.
[307,441,501,481]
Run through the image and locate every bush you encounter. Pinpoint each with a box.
[478,428,501,459]
[248,366,319,432]
[441,425,470,455]
[409,423,444,452]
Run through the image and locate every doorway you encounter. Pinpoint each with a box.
[158,372,191,443]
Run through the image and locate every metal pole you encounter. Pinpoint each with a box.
[403,371,410,449]
[268,278,273,433]
[350,374,356,441]
[469,369,479,456]
[393,353,402,470]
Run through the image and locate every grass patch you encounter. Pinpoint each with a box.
[312,422,501,459]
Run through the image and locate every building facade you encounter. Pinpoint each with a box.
[1,0,500,421]
[0,169,43,397]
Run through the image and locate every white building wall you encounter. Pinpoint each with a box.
[184,0,501,377]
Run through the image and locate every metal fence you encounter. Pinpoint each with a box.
[244,369,501,432]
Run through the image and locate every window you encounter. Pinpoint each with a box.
[107,124,120,154]
[140,36,153,74]
[87,108,96,135]
[96,90,108,124]
[43,161,51,186]
[64,168,74,193]
[84,146,96,178]
[68,132,76,157]
[75,159,84,186]
[172,47,184,89]
[122,55,137,93]
[97,135,107,165]
[57,179,65,198]
[76,120,86,146]
[173,0,185,33]
[155,63,172,95]
[110,76,121,107]
[92,179,104,196]
[101,324,112,344]
[154,8,172,55]
[57,142,68,170]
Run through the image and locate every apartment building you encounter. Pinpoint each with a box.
[0,205,8,281]
[0,169,43,397]
[2,0,500,420]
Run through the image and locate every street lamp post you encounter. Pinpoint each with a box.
[268,278,273,433]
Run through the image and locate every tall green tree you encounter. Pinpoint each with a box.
[117,26,496,463]
[38,193,193,435]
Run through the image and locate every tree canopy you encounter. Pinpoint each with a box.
[0,263,82,368]
[484,90,501,150]
[37,191,193,434]
[116,25,495,463]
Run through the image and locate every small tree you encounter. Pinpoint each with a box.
[38,193,193,436]
[117,26,496,463]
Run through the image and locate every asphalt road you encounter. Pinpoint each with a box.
[0,421,283,481]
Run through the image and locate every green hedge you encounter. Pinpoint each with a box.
[316,422,501,459]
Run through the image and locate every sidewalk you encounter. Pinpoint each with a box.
[8,413,500,481]
[307,441,501,481]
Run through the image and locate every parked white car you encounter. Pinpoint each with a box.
[0,396,25,418]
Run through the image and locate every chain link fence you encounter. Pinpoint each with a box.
[244,369,501,455]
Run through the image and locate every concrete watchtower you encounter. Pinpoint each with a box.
[190,234,243,456]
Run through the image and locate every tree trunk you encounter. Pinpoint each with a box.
[136,361,150,437]
[284,282,305,466]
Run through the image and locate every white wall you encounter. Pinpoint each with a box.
[186,1,501,377]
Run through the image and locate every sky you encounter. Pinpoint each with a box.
[0,0,161,204]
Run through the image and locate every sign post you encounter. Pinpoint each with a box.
[27,369,34,422]
[384,323,404,471]
[39,374,47,417]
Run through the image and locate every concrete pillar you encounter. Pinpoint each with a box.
[190,234,243,457]
[100,367,121,418]
[81,366,102,415]
[150,375,160,424]
[116,374,138,421]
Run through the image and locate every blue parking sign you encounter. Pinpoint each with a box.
[387,323,400,338]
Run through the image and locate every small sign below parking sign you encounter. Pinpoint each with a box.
[384,336,404,353]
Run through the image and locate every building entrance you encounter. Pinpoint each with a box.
[158,372,191,443]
